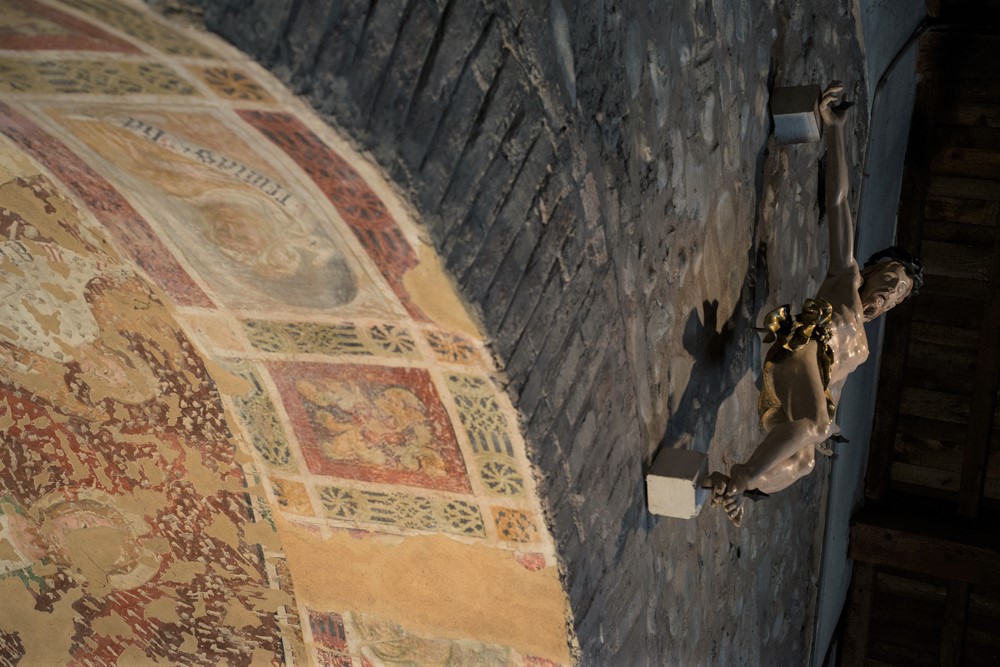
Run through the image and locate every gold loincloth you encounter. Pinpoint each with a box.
[758,298,837,429]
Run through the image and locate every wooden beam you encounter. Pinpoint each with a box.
[841,563,875,666]
[940,581,970,667]
[928,175,1000,200]
[958,220,1000,515]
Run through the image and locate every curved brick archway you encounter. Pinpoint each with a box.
[199,0,874,663]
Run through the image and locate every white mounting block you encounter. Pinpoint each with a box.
[771,84,822,144]
[646,448,709,519]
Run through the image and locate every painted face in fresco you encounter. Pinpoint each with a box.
[56,112,359,309]
[75,340,158,404]
[0,494,154,590]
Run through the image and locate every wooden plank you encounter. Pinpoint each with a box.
[929,175,1000,201]
[911,292,985,328]
[906,340,978,376]
[895,433,965,471]
[934,125,1000,154]
[923,219,998,245]
[889,477,961,501]
[872,593,946,632]
[931,147,1000,180]
[937,102,1000,129]
[891,461,962,494]
[849,509,1000,587]
[925,193,1000,225]
[940,581,970,667]
[950,78,1000,105]
[900,386,971,424]
[897,414,969,444]
[939,33,1000,80]
[868,636,938,667]
[841,562,875,666]
[910,319,981,349]
[959,233,1000,516]
[920,273,991,299]
[875,570,948,601]
[902,364,975,395]
[921,240,994,281]
[965,600,1000,666]
[968,586,1000,618]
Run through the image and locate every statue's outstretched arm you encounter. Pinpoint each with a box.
[821,82,857,276]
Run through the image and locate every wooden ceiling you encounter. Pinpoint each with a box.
[840,2,1000,665]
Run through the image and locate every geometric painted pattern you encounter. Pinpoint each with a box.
[0,58,197,96]
[446,374,525,497]
[243,319,419,359]
[425,329,481,365]
[317,485,485,537]
[223,359,296,471]
[492,507,541,543]
[190,65,275,102]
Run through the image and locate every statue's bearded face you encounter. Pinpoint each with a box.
[859,260,914,321]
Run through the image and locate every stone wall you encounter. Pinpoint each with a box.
[196,0,870,662]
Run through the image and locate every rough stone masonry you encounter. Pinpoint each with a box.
[191,0,870,662]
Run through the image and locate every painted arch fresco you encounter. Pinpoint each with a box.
[0,0,572,664]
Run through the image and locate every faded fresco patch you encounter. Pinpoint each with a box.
[0,151,301,664]
[0,103,215,308]
[305,610,563,666]
[59,0,217,57]
[0,0,140,52]
[46,106,401,317]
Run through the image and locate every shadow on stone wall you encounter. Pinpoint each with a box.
[661,241,769,457]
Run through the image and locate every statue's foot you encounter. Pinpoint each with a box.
[708,471,744,527]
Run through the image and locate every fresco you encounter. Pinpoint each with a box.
[0,149,300,665]
[0,0,573,664]
[47,107,401,317]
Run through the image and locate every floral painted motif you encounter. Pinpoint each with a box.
[316,486,485,537]
[192,66,274,101]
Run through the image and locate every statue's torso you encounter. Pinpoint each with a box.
[818,267,869,397]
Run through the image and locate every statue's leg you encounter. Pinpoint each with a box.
[750,346,829,493]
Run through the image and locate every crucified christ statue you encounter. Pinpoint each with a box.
[709,82,923,526]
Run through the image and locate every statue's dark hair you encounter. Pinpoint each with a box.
[864,245,924,295]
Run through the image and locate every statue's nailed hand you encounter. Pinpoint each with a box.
[819,81,849,128]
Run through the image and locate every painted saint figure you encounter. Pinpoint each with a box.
[709,82,924,526]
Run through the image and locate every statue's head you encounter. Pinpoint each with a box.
[859,246,924,321]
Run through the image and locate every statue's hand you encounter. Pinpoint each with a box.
[819,81,848,128]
